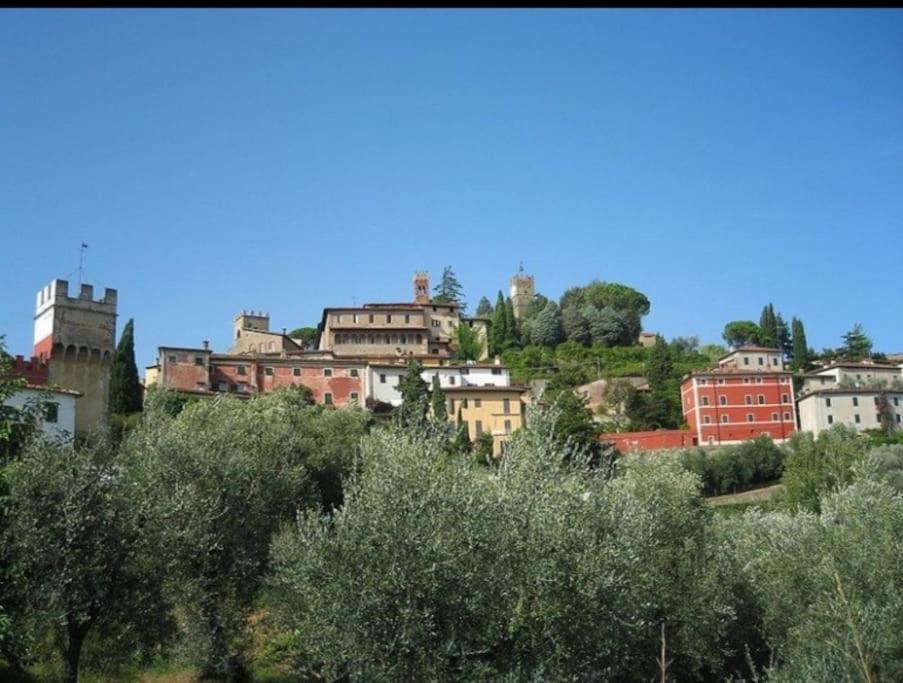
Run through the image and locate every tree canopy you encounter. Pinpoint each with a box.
[432,266,465,310]
[110,318,143,415]
[840,323,873,361]
[722,320,760,348]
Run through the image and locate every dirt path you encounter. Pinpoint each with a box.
[706,483,783,507]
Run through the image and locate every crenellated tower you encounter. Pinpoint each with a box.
[509,264,535,320]
[413,271,430,304]
[34,279,118,434]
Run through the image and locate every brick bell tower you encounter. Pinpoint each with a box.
[34,279,118,435]
[413,271,430,304]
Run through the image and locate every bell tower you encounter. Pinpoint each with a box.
[509,263,535,320]
[413,271,430,304]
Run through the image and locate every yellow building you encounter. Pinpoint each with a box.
[446,385,527,456]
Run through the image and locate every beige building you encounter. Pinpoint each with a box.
[231,311,304,355]
[447,385,527,456]
[316,273,488,361]
[797,360,903,435]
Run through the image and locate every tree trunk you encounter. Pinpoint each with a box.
[63,620,89,683]
[199,594,229,680]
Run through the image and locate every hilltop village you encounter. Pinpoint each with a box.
[4,269,902,456]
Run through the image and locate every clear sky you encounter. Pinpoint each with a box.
[2,9,901,369]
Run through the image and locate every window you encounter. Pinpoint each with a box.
[194,356,205,366]
[743,357,750,366]
[852,397,859,407]
[504,419,512,435]
[369,314,374,323]
[431,320,440,327]
[771,413,778,421]
[293,368,301,377]
[756,378,763,384]
[352,314,359,323]
[828,415,834,425]
[747,414,755,423]
[825,397,832,407]
[449,376,456,386]
[475,399,482,408]
[758,357,764,366]
[897,415,901,424]
[238,382,249,393]
[699,379,708,385]
[475,420,483,437]
[874,396,880,405]
[782,394,789,403]
[324,393,333,406]
[416,335,422,344]
[380,374,386,384]
[721,415,728,423]
[894,397,900,407]
[744,378,751,384]
[386,314,392,323]
[264,367,273,376]
[44,402,59,423]
[503,398,511,413]
[350,392,359,403]
[491,368,502,375]
[702,396,710,406]
[350,368,359,378]
[237,365,246,375]
[783,412,791,420]
[717,378,725,385]
[703,416,711,424]
[168,354,177,363]
[758,395,765,405]
[405,314,410,323]
[719,396,727,406]
[324,368,333,377]
[460,368,470,375]
[772,358,779,365]
[745,395,752,405]
[854,413,861,424]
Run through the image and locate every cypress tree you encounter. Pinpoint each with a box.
[110,318,142,414]
[475,297,493,317]
[646,335,674,391]
[430,374,447,422]
[758,304,778,348]
[453,407,471,454]
[395,360,430,429]
[791,317,809,372]
[490,291,508,355]
[504,297,519,347]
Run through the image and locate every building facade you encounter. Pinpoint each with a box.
[681,347,796,445]
[367,362,511,407]
[4,355,79,442]
[230,311,304,355]
[152,347,367,408]
[446,385,527,456]
[33,279,117,434]
[797,361,903,435]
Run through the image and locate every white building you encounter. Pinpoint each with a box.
[3,385,79,442]
[797,361,903,435]
[367,362,511,407]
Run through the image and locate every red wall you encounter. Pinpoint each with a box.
[599,429,696,452]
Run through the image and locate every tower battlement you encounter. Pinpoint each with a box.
[413,271,429,304]
[509,266,535,321]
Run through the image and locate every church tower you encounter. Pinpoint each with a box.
[509,264,535,320]
[413,271,430,304]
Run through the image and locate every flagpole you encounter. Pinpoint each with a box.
[77,243,88,287]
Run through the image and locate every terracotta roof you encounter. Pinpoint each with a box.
[799,387,903,397]
[805,361,901,374]
[21,384,82,397]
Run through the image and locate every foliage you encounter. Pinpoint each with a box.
[5,438,164,683]
[790,317,810,372]
[674,436,785,496]
[110,319,143,416]
[782,425,867,512]
[453,321,481,362]
[394,360,430,430]
[757,304,778,349]
[559,281,650,345]
[430,374,447,422]
[432,266,465,310]
[841,323,873,361]
[489,291,509,356]
[125,393,321,677]
[452,407,471,455]
[268,421,729,681]
[722,320,760,348]
[142,384,197,419]
[474,296,493,317]
[527,301,564,347]
[646,335,673,390]
[287,327,318,349]
[0,335,47,464]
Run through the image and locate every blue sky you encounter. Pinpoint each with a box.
[2,10,901,369]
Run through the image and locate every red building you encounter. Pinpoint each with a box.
[681,347,796,445]
[154,346,366,408]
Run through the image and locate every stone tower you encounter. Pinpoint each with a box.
[509,265,535,320]
[413,271,430,304]
[233,310,270,340]
[33,279,117,434]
